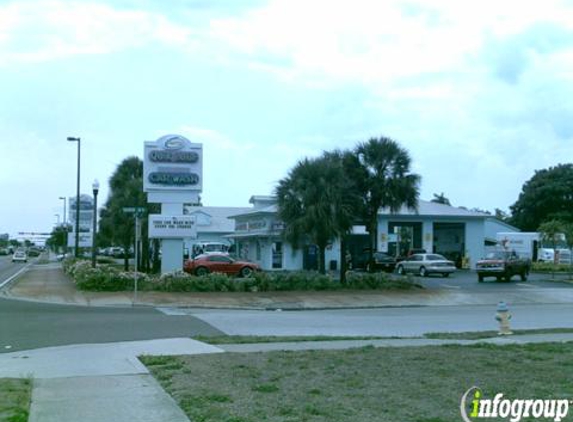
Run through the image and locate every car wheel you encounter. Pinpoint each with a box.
[397,265,404,275]
[419,266,427,277]
[443,273,450,278]
[195,266,209,276]
[520,271,528,282]
[478,274,484,283]
[240,266,254,278]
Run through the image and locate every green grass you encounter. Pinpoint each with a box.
[141,342,573,422]
[424,327,573,340]
[0,378,32,422]
[193,328,573,345]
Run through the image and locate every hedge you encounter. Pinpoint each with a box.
[62,258,421,292]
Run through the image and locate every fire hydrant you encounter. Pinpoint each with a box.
[495,301,513,335]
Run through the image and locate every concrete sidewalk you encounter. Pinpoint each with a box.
[6,261,573,310]
[0,338,223,422]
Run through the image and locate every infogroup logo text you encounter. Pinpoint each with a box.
[461,387,571,422]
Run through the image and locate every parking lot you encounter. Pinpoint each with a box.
[410,269,573,292]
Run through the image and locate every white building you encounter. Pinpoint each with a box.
[226,196,519,270]
[182,205,250,256]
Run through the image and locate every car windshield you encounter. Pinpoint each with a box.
[426,254,447,261]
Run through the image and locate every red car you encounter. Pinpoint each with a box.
[184,253,260,277]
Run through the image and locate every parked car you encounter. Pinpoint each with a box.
[476,250,531,282]
[396,248,427,262]
[396,253,456,277]
[0,248,9,255]
[184,253,260,277]
[109,247,125,258]
[12,249,27,263]
[367,252,397,273]
[56,253,70,261]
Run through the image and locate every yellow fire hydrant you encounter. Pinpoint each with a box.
[495,301,513,335]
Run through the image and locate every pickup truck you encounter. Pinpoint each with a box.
[476,251,531,282]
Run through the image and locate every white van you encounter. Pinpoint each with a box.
[496,232,570,263]
[192,242,230,257]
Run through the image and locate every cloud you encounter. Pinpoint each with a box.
[0,0,195,64]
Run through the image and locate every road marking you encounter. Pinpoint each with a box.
[442,284,462,289]
[516,283,536,288]
[0,263,33,289]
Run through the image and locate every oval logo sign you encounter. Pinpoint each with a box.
[164,137,185,150]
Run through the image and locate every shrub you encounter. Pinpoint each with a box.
[345,272,420,290]
[531,262,572,273]
[62,261,421,293]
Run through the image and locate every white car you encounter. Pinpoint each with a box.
[12,250,28,263]
[396,253,456,277]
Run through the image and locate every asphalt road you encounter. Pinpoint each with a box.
[413,269,573,291]
[0,298,223,353]
[0,255,32,288]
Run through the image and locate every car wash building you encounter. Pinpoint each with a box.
[376,200,519,269]
[227,197,519,271]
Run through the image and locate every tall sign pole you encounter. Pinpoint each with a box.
[143,135,202,274]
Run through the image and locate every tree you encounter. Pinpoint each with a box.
[538,219,564,279]
[495,208,511,223]
[46,225,71,252]
[353,137,421,266]
[561,222,573,278]
[510,164,573,231]
[276,152,358,274]
[98,157,152,271]
[431,192,451,205]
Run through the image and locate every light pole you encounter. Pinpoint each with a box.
[67,137,81,257]
[59,196,67,253]
[91,180,99,268]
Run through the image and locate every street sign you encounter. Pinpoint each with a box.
[122,207,145,215]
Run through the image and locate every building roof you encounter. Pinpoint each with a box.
[380,200,491,218]
[184,206,251,233]
[228,204,277,219]
[228,197,497,221]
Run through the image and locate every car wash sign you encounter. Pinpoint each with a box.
[149,215,197,239]
[144,135,203,193]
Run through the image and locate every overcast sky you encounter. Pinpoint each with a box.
[1,0,572,237]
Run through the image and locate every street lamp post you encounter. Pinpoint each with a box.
[67,137,81,257]
[59,196,67,253]
[91,180,99,268]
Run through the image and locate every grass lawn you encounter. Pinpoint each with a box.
[193,327,573,345]
[0,378,32,422]
[141,342,573,422]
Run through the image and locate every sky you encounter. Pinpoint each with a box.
[1,0,572,237]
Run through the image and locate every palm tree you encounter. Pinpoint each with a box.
[99,157,150,271]
[276,152,357,274]
[431,192,451,205]
[354,137,421,267]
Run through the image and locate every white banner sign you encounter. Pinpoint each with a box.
[149,215,197,239]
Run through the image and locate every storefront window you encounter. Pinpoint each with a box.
[272,242,283,269]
